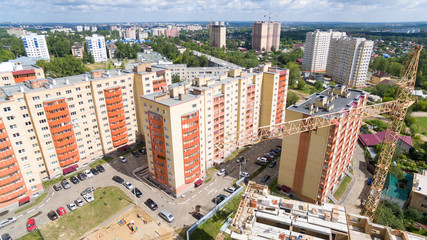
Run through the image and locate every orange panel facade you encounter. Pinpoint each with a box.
[275,71,287,125]
[44,98,80,168]
[181,111,201,184]
[213,95,225,159]
[104,87,129,148]
[147,112,168,188]
[0,119,27,203]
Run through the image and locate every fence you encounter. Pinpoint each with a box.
[186,177,245,240]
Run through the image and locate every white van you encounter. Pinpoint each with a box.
[159,210,174,222]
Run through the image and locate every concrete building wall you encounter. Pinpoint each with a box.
[210,22,226,48]
[22,34,50,61]
[252,22,281,52]
[85,35,107,63]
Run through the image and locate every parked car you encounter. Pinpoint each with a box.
[267,153,275,158]
[112,176,124,184]
[123,181,134,190]
[90,168,99,175]
[83,194,94,203]
[67,202,77,211]
[70,176,79,184]
[77,172,86,181]
[0,233,12,240]
[257,157,268,163]
[145,198,158,210]
[269,162,277,168]
[119,156,127,163]
[261,175,271,183]
[47,211,58,220]
[131,151,140,157]
[139,148,146,155]
[217,169,227,176]
[236,157,245,163]
[61,179,71,189]
[84,170,94,178]
[159,210,174,223]
[262,155,272,160]
[273,149,281,154]
[224,186,236,193]
[213,194,227,204]
[240,172,249,178]
[0,217,17,229]
[255,161,266,166]
[131,188,142,198]
[53,184,62,191]
[95,165,105,173]
[192,212,204,220]
[74,198,84,207]
[56,207,66,216]
[26,218,36,232]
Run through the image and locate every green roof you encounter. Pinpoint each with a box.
[381,173,413,201]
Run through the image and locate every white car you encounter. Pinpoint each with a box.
[217,169,226,176]
[257,157,268,163]
[119,156,127,163]
[75,198,84,207]
[67,202,77,211]
[123,181,134,190]
[224,187,236,193]
[83,194,94,203]
[0,217,17,229]
[84,170,94,179]
[240,171,249,178]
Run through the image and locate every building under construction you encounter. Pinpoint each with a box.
[210,21,226,49]
[278,85,368,203]
[230,182,424,240]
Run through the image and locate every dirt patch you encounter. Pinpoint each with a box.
[83,206,177,240]
[289,89,310,104]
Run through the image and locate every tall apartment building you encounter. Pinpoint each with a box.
[302,30,346,73]
[85,35,107,63]
[91,26,97,32]
[252,21,281,52]
[0,64,171,210]
[125,27,136,39]
[327,37,374,88]
[210,21,226,48]
[7,28,26,38]
[84,26,90,31]
[76,26,83,32]
[22,34,50,61]
[0,62,45,87]
[278,85,368,203]
[139,65,288,196]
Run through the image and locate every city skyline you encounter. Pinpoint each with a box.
[0,0,426,23]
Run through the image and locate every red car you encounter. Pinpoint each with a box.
[56,207,66,216]
[26,218,36,232]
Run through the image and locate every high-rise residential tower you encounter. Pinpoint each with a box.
[210,21,226,48]
[252,21,281,52]
[278,85,368,203]
[85,35,107,63]
[21,34,50,61]
[326,37,374,88]
[302,30,346,73]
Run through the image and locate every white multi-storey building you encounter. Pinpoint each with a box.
[303,30,346,73]
[76,26,83,32]
[85,35,108,63]
[326,37,374,87]
[21,34,50,61]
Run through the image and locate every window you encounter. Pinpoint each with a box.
[32,96,40,101]
[20,106,27,110]
[10,124,17,129]
[35,104,42,109]
[6,116,14,120]
[3,107,11,112]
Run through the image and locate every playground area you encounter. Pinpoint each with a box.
[83,206,178,240]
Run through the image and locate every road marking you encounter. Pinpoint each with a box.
[17,214,23,218]
[39,203,44,207]
[28,209,35,213]
[46,197,51,202]
[51,191,54,196]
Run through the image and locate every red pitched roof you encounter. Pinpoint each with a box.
[359,130,413,147]
[373,71,389,78]
[12,69,35,76]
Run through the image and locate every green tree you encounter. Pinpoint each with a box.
[297,79,306,90]
[120,62,125,70]
[199,55,209,67]
[389,166,404,180]
[371,56,389,72]
[374,200,405,230]
[36,55,88,78]
[387,62,404,78]
[286,91,300,107]
[285,62,300,89]
[172,74,181,83]
[314,80,323,91]
[47,36,71,57]
[0,49,15,62]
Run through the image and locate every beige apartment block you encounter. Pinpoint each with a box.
[303,30,346,73]
[409,170,427,213]
[0,64,169,210]
[278,85,368,203]
[327,37,374,88]
[210,21,226,48]
[252,21,281,52]
[139,65,289,197]
[0,64,45,87]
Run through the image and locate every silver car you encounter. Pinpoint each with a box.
[0,217,17,229]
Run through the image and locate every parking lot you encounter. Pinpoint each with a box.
[1,139,282,239]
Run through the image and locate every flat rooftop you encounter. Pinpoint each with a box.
[288,85,367,117]
[192,50,242,69]
[413,170,427,196]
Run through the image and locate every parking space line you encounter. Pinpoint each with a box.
[46,197,51,202]
[17,214,23,218]
[28,209,35,213]
[39,203,44,207]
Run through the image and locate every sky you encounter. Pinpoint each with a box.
[0,0,426,23]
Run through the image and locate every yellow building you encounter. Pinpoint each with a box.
[278,85,368,203]
[371,71,390,85]
[409,170,427,213]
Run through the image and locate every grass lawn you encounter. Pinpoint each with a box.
[190,192,243,240]
[42,171,83,189]
[18,230,43,240]
[38,186,132,240]
[15,193,48,214]
[334,176,352,200]
[416,117,427,131]
[89,156,114,168]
